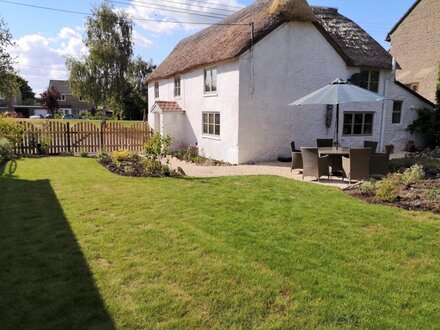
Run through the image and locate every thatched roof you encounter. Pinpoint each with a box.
[146,0,393,83]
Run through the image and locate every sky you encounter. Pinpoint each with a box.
[0,0,416,94]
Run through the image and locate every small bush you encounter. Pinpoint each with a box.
[0,116,23,145]
[359,180,377,196]
[80,149,89,158]
[427,188,438,201]
[144,133,172,161]
[400,164,424,185]
[0,137,14,163]
[111,149,131,162]
[375,174,400,202]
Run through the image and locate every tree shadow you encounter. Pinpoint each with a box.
[0,177,115,329]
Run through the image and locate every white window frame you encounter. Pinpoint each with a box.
[343,112,374,136]
[202,112,220,137]
[360,69,380,93]
[61,94,66,101]
[154,82,159,99]
[60,108,71,115]
[203,67,217,95]
[174,76,181,98]
[79,96,85,102]
[392,100,403,124]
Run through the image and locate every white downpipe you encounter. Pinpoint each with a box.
[380,57,397,152]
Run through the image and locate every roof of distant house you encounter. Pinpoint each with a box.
[386,0,421,41]
[49,80,71,95]
[146,0,394,83]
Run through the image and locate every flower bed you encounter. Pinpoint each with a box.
[171,149,232,166]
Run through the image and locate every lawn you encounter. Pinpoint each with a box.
[1,157,440,329]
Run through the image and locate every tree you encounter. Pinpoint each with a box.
[407,69,440,147]
[40,86,60,116]
[66,2,133,120]
[16,76,35,105]
[0,17,19,99]
[126,57,156,120]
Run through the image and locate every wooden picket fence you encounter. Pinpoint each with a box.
[15,120,153,155]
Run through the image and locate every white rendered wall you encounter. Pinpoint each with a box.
[237,21,430,163]
[148,61,240,163]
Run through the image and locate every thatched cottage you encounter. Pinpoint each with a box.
[146,0,433,164]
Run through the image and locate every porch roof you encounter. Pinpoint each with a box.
[151,101,184,113]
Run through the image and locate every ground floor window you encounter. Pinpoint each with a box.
[343,112,373,136]
[60,108,71,115]
[202,112,220,136]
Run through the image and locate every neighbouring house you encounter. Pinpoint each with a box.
[0,90,46,117]
[146,0,434,164]
[387,0,440,103]
[49,80,94,116]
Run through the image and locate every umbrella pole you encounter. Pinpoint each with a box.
[336,103,339,148]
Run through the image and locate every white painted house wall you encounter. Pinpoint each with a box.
[237,21,429,163]
[148,61,240,163]
[149,21,431,164]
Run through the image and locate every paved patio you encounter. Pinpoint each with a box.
[166,156,350,188]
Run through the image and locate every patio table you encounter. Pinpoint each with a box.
[318,147,350,157]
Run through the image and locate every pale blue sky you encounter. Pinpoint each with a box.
[0,0,416,92]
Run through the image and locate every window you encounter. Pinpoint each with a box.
[343,112,374,135]
[0,93,4,99]
[154,82,159,99]
[202,112,220,136]
[174,76,181,98]
[204,67,217,94]
[360,69,379,92]
[61,95,66,101]
[79,96,84,102]
[392,100,403,124]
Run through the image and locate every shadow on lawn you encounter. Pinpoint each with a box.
[0,177,115,329]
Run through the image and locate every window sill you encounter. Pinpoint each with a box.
[342,134,373,137]
[203,92,218,97]
[202,134,221,140]
[174,96,181,100]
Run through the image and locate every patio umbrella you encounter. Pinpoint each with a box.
[289,78,389,147]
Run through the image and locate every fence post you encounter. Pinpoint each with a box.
[100,122,105,152]
[66,122,71,153]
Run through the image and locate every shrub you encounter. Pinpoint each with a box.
[144,133,172,161]
[111,149,131,162]
[400,164,424,185]
[0,137,14,163]
[80,149,89,158]
[375,174,400,202]
[0,116,23,145]
[359,180,377,196]
[39,136,51,155]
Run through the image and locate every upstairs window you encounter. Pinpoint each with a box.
[154,82,159,99]
[202,112,220,136]
[360,69,379,93]
[392,100,403,124]
[343,112,374,136]
[79,96,84,102]
[204,67,217,94]
[174,76,181,98]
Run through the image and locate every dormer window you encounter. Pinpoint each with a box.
[360,69,379,93]
[154,82,159,99]
[174,76,181,98]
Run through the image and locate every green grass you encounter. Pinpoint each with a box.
[1,157,440,329]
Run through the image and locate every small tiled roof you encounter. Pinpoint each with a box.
[152,101,184,113]
[49,80,71,94]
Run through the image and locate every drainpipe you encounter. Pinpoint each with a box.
[379,57,396,152]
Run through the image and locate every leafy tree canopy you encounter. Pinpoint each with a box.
[0,17,19,99]
[16,75,35,104]
[66,2,133,117]
[40,86,60,115]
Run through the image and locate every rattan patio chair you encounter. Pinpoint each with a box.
[363,140,378,153]
[342,148,372,184]
[369,152,390,177]
[316,139,333,147]
[290,141,303,172]
[301,147,329,182]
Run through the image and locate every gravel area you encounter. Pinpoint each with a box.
[165,156,349,188]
